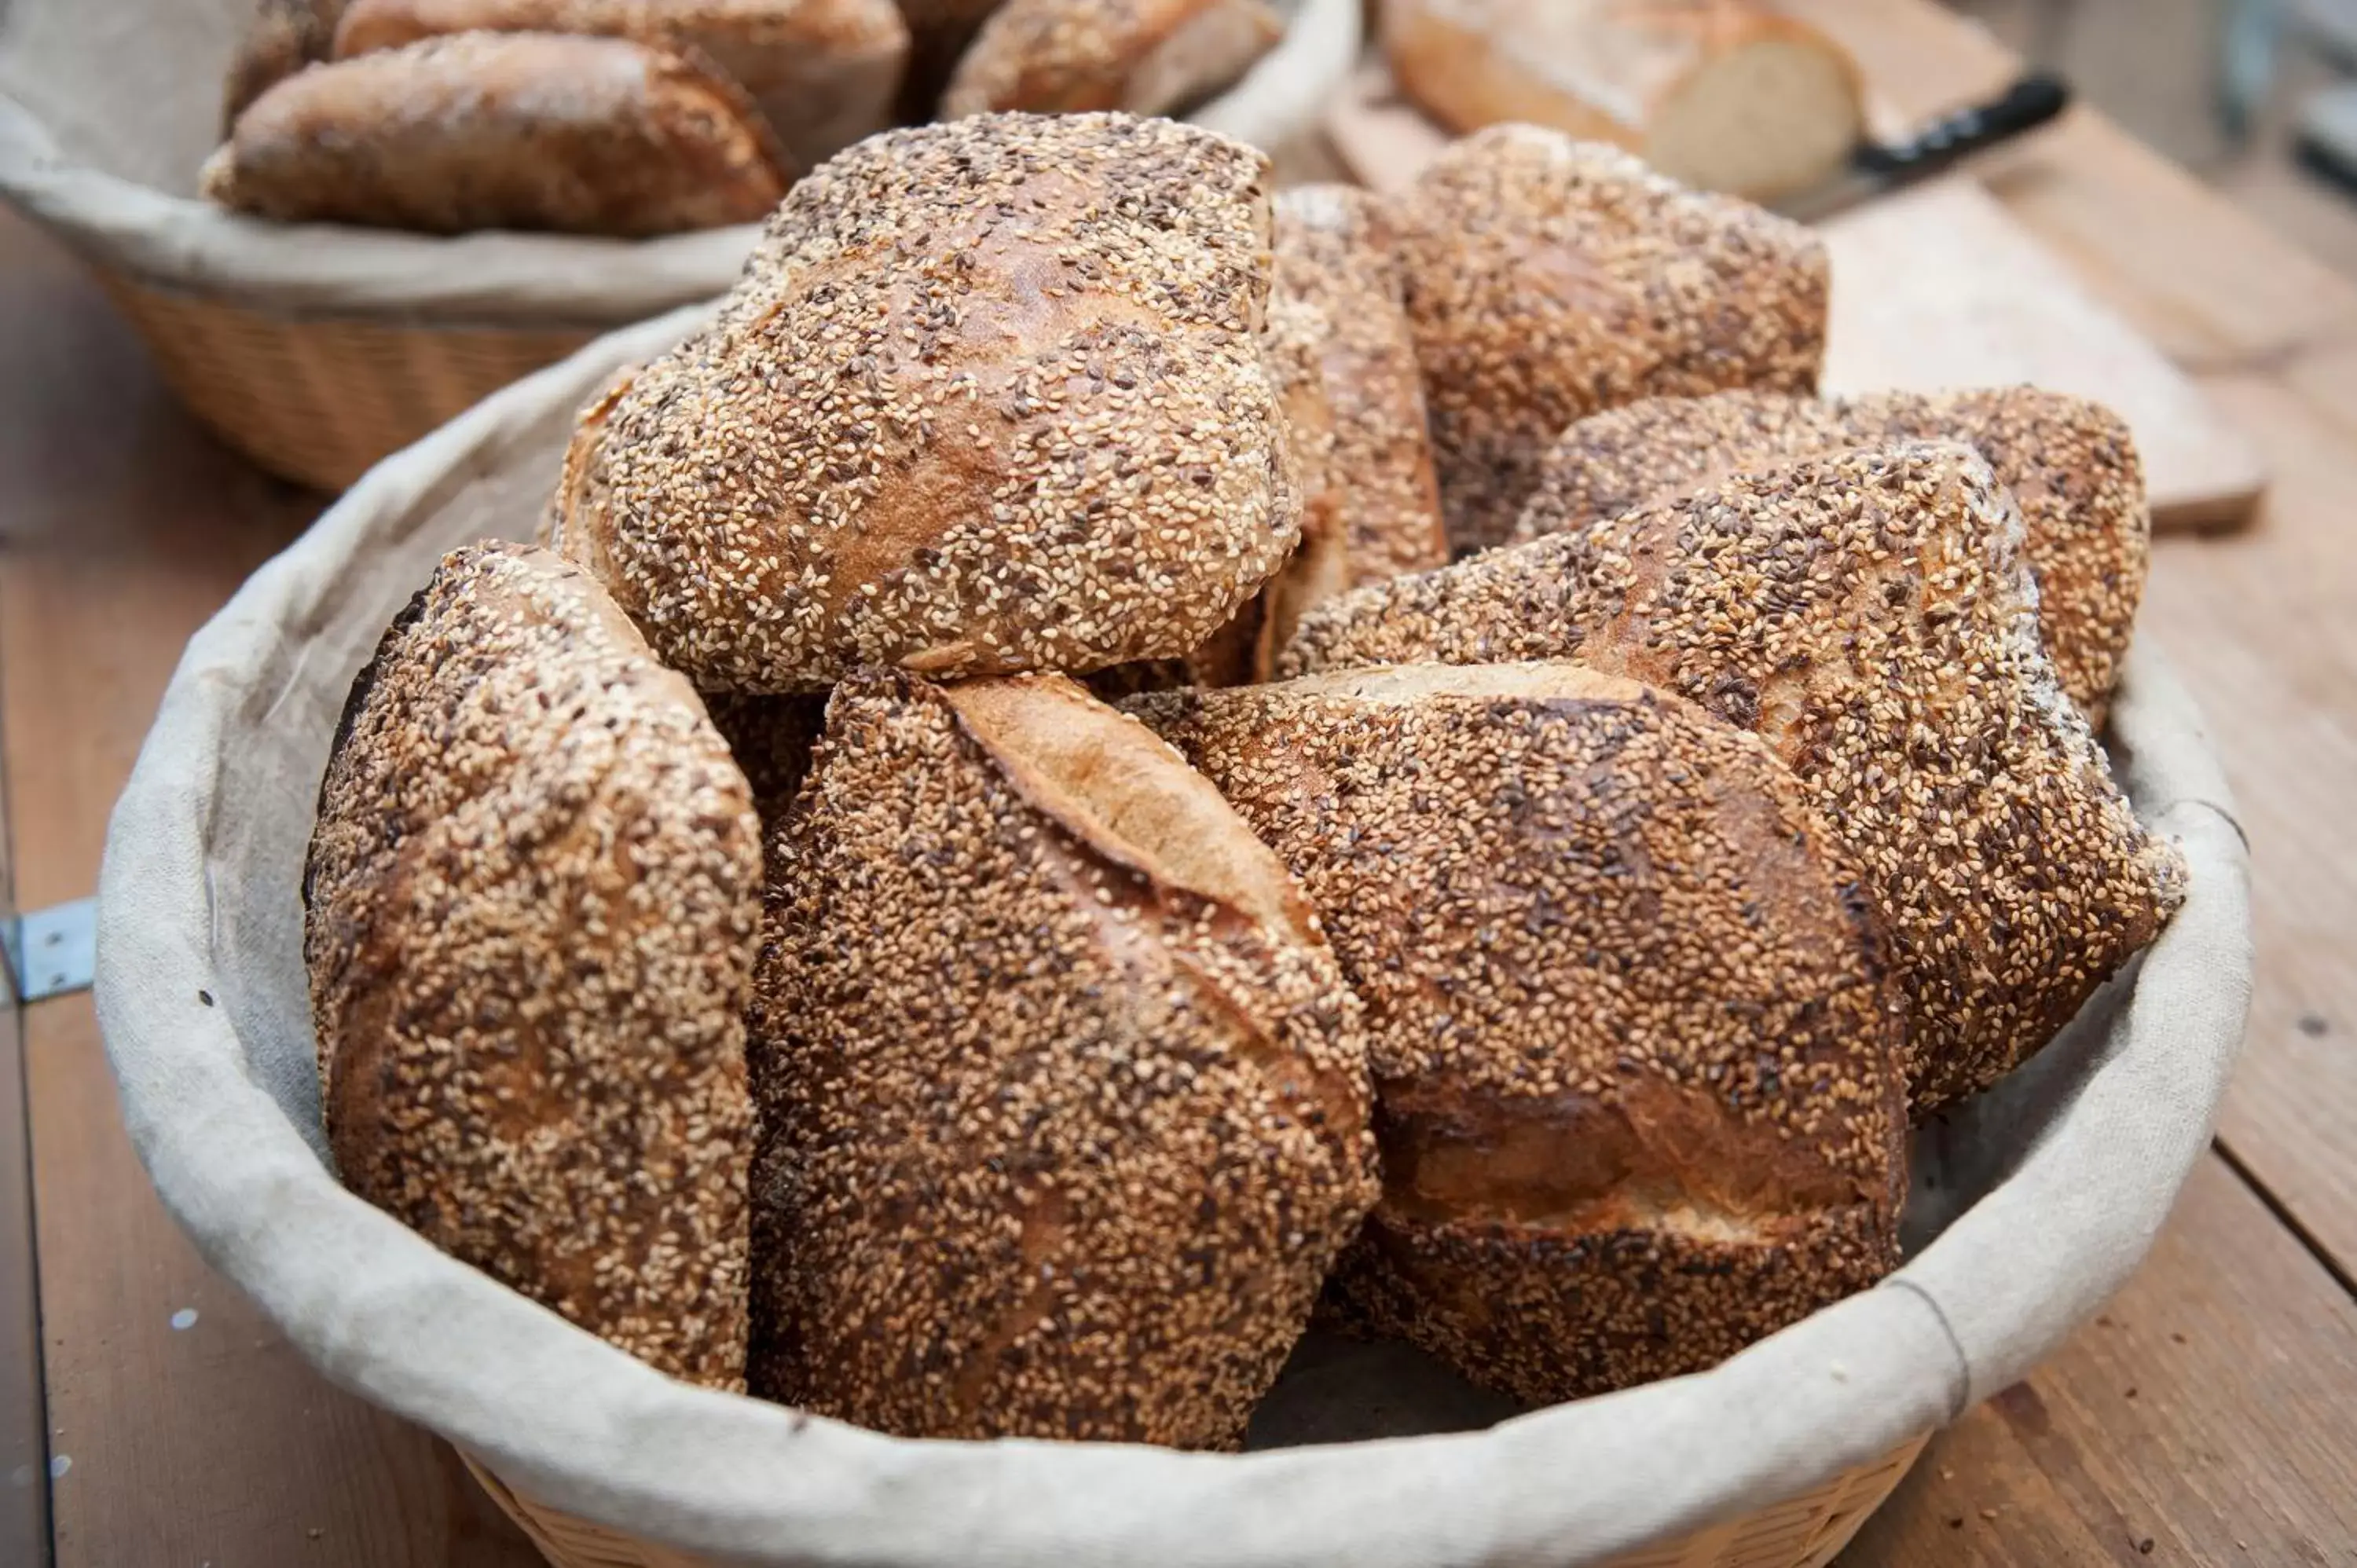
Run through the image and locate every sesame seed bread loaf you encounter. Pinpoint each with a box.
[201,33,793,236]
[1389,125,1829,554]
[302,543,764,1390]
[1259,184,1450,657]
[1279,442,2189,1114]
[747,671,1377,1445]
[1503,387,2152,718]
[332,0,910,170]
[1127,662,1908,1403]
[222,0,348,130]
[940,0,1284,120]
[551,112,1300,694]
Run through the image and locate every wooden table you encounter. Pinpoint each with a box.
[3,3,2354,1563]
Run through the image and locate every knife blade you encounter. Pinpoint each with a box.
[1776,73,2073,223]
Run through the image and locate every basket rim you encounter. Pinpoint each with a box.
[0,0,1359,327]
[91,310,2253,1568]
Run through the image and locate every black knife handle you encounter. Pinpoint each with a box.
[1854,73,2072,181]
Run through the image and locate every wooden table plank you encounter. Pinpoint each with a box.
[1839,1152,2357,1564]
[0,206,541,1568]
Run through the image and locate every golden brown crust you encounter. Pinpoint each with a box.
[1280,443,2188,1114]
[747,671,1376,1445]
[223,0,348,130]
[333,0,908,168]
[562,112,1298,693]
[940,0,1281,119]
[1387,124,1828,552]
[1126,662,1905,1403]
[203,32,792,236]
[1505,386,2152,718]
[302,543,762,1390]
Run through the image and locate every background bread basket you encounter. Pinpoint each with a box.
[0,0,1359,493]
[97,302,2253,1568]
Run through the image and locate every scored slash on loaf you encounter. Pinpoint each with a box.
[1129,663,1908,1405]
[747,672,1376,1446]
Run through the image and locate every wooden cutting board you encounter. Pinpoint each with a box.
[1322,64,2268,531]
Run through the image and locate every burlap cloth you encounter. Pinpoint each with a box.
[0,0,1360,321]
[95,307,2253,1564]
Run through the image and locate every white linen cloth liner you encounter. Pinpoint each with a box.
[96,306,2253,1564]
[0,0,1359,320]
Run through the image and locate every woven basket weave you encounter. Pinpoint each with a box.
[458,1437,1932,1568]
[97,268,598,491]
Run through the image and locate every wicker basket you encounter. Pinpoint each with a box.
[1,0,1361,492]
[457,1437,1934,1568]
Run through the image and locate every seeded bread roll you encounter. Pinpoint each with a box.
[748,671,1376,1445]
[552,112,1299,692]
[1499,387,2150,720]
[1129,662,1906,1402]
[1391,124,1828,552]
[202,33,792,236]
[941,0,1283,119]
[302,543,762,1390]
[1260,185,1450,651]
[223,0,349,130]
[333,0,908,170]
[1281,443,2188,1113]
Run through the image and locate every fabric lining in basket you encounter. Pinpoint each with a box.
[96,308,2252,1566]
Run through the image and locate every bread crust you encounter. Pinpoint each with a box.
[334,0,908,169]
[1387,124,1828,553]
[223,0,349,130]
[1127,661,1906,1403]
[747,671,1376,1445]
[203,32,791,236]
[1279,442,2189,1113]
[940,0,1282,119]
[1505,386,2151,719]
[559,112,1299,692]
[302,542,763,1390]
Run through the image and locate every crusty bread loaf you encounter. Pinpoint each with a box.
[1389,125,1828,552]
[1280,443,2188,1114]
[1261,185,1449,648]
[1503,387,2152,719]
[556,112,1299,692]
[1384,0,1866,203]
[302,542,763,1390]
[1128,661,1906,1402]
[748,671,1376,1445]
[201,32,791,236]
[941,0,1282,119]
[333,0,908,170]
[223,0,349,130]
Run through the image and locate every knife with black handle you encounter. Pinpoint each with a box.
[1776,72,2073,222]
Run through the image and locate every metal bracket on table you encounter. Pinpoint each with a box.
[2,897,95,1003]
